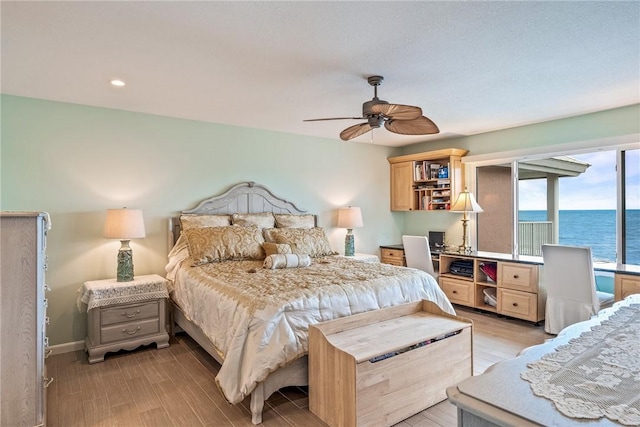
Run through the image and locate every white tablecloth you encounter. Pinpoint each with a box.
[77,274,170,311]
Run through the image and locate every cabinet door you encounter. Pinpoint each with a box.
[498,262,538,293]
[440,277,475,307]
[390,161,414,211]
[497,288,538,322]
[380,248,405,266]
[615,274,640,301]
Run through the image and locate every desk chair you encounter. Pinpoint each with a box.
[402,235,438,280]
[542,244,614,335]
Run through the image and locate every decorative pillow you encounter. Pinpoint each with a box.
[274,213,315,229]
[262,227,278,243]
[231,212,275,229]
[184,226,265,265]
[263,254,312,270]
[180,214,231,230]
[262,242,292,256]
[271,227,337,258]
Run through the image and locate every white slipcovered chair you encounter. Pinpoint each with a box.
[541,244,614,335]
[402,235,438,280]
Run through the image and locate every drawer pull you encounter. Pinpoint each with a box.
[122,326,141,335]
[512,302,518,307]
[123,310,141,318]
[513,274,519,279]
[44,377,54,388]
[45,349,53,359]
[452,290,458,294]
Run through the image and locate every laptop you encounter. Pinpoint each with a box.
[429,231,445,254]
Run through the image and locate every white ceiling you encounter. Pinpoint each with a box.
[2,1,639,147]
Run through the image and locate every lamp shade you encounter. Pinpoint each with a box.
[450,190,484,213]
[103,208,146,239]
[337,207,363,229]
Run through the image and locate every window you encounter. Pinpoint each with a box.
[474,146,639,265]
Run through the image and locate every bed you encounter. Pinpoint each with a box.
[165,181,454,424]
[447,294,640,426]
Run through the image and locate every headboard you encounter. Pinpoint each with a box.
[168,181,314,248]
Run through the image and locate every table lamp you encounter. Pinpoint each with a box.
[103,208,146,282]
[449,189,483,254]
[337,206,363,257]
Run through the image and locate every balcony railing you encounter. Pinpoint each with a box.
[518,221,554,256]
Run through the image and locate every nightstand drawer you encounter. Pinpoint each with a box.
[101,318,160,344]
[100,301,159,326]
[497,289,538,321]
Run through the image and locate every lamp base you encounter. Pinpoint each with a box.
[344,229,355,257]
[117,240,135,282]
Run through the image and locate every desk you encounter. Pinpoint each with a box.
[379,247,640,304]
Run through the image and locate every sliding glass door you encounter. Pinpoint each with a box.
[622,148,639,264]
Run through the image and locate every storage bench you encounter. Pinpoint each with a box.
[309,300,473,427]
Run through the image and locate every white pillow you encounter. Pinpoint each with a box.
[263,253,311,269]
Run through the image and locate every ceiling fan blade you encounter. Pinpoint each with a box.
[385,116,440,135]
[303,117,364,122]
[340,123,373,141]
[370,103,422,120]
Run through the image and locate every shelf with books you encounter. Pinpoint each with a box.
[389,148,467,212]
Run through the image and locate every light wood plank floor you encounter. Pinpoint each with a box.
[46,307,551,427]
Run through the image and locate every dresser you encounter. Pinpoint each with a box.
[1,212,52,426]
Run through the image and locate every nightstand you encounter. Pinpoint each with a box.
[77,274,171,363]
[340,253,380,263]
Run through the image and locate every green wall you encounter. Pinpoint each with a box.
[1,95,637,346]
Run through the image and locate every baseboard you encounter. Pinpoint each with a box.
[49,340,84,355]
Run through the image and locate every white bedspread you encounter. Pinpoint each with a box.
[169,255,453,404]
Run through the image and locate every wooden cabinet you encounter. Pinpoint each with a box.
[1,212,51,426]
[309,300,472,427]
[440,254,545,323]
[615,273,640,301]
[380,246,406,266]
[388,148,468,211]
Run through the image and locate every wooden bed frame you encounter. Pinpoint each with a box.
[167,181,313,424]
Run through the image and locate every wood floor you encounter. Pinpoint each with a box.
[46,307,551,427]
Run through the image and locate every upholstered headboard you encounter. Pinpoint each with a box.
[168,181,315,249]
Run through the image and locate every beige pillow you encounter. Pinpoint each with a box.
[184,226,265,265]
[262,242,292,256]
[274,214,315,229]
[271,227,336,258]
[180,214,231,230]
[231,212,275,229]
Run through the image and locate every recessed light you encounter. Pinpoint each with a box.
[110,79,126,87]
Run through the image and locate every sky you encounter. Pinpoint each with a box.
[519,149,640,210]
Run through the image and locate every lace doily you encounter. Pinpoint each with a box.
[521,304,640,425]
[77,274,170,311]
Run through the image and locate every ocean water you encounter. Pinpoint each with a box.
[519,210,640,265]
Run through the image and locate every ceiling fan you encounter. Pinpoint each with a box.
[304,75,439,141]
